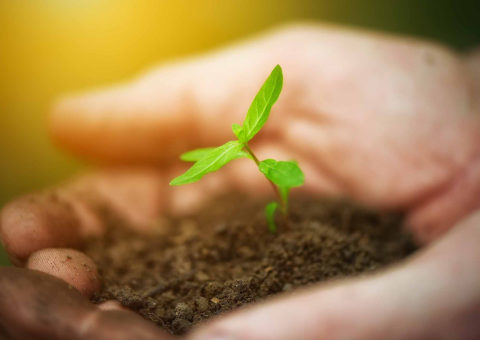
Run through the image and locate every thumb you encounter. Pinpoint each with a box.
[188,211,480,340]
[50,29,284,164]
[0,267,174,340]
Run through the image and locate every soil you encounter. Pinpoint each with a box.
[85,195,417,335]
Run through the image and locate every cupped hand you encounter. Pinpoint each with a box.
[1,24,480,340]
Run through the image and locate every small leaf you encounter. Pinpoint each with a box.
[180,147,249,162]
[241,65,283,142]
[170,141,243,185]
[265,201,278,233]
[231,123,246,142]
[258,159,304,188]
[180,148,215,162]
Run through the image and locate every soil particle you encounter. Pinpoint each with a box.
[86,195,416,335]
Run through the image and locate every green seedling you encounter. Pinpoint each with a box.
[170,65,304,232]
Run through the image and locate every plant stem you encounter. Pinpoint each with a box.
[280,188,289,217]
[244,144,260,164]
[244,144,287,215]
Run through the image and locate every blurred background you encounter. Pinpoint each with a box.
[1,0,479,266]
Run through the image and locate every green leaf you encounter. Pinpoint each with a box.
[258,159,304,189]
[265,201,278,233]
[231,123,246,142]
[241,65,283,142]
[170,141,243,185]
[180,148,216,162]
[180,147,249,162]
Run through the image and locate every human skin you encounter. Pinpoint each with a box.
[1,24,480,339]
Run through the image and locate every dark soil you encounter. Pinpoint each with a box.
[86,195,417,335]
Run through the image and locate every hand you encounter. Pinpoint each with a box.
[1,24,480,340]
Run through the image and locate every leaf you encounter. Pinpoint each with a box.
[241,65,283,142]
[231,123,246,142]
[265,201,278,233]
[180,148,215,162]
[258,159,304,189]
[180,147,249,162]
[170,141,243,185]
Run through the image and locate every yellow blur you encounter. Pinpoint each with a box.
[0,0,319,207]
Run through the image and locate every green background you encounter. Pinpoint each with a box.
[1,0,479,266]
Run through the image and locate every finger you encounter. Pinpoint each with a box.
[27,248,101,298]
[49,27,286,164]
[403,48,480,244]
[64,168,166,233]
[0,267,173,340]
[0,191,82,265]
[0,168,165,264]
[406,153,480,244]
[49,24,474,165]
[189,211,480,340]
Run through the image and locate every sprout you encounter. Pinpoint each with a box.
[170,65,304,232]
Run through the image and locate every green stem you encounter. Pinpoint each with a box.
[281,188,289,217]
[244,144,288,215]
[244,144,260,165]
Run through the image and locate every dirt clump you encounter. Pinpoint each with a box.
[86,195,416,335]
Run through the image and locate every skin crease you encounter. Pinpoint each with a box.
[0,24,479,339]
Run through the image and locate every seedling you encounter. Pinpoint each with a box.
[170,65,304,232]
